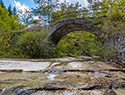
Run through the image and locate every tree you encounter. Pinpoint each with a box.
[33,0,60,24]
[8,5,12,16]
[0,0,5,8]
[86,0,125,33]
[18,31,56,58]
[87,0,124,19]
[0,4,21,56]
[51,1,82,23]
[86,0,125,61]
[13,7,16,15]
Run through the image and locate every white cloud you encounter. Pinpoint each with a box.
[14,0,31,12]
[13,0,32,24]
[34,16,39,20]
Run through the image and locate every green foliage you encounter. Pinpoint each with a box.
[56,31,102,57]
[87,0,125,25]
[18,31,56,58]
[100,0,125,36]
[0,6,12,53]
[56,31,117,59]
[102,19,125,36]
[33,0,59,23]
[98,44,117,60]
[0,4,22,57]
[51,2,82,23]
[86,0,124,60]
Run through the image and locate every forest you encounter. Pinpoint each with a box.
[0,0,124,62]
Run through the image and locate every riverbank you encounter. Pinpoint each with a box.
[0,57,125,95]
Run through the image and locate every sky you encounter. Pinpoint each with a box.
[3,0,88,12]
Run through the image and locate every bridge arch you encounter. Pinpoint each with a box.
[47,18,101,45]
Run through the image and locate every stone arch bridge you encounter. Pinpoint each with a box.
[43,18,101,45]
[44,18,125,63]
[24,17,124,63]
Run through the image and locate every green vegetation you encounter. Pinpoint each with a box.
[88,0,125,35]
[51,2,82,23]
[56,31,101,57]
[56,31,116,59]
[18,31,56,58]
[0,2,22,57]
[0,0,124,60]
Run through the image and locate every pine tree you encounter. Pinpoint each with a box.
[8,5,12,16]
[13,7,16,15]
[0,0,5,8]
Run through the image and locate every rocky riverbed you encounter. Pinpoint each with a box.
[0,56,125,95]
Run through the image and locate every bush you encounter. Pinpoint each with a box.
[97,43,117,61]
[18,30,56,58]
[56,31,103,57]
[56,31,117,60]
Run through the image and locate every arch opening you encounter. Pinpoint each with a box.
[56,30,102,57]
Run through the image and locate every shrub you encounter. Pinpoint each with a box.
[97,43,117,61]
[56,31,117,60]
[18,30,56,58]
[56,31,103,57]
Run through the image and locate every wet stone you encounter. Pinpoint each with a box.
[0,58,125,95]
[13,87,38,95]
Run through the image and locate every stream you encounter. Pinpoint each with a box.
[0,56,125,95]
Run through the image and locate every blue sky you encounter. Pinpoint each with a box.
[3,0,36,9]
[3,0,88,11]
